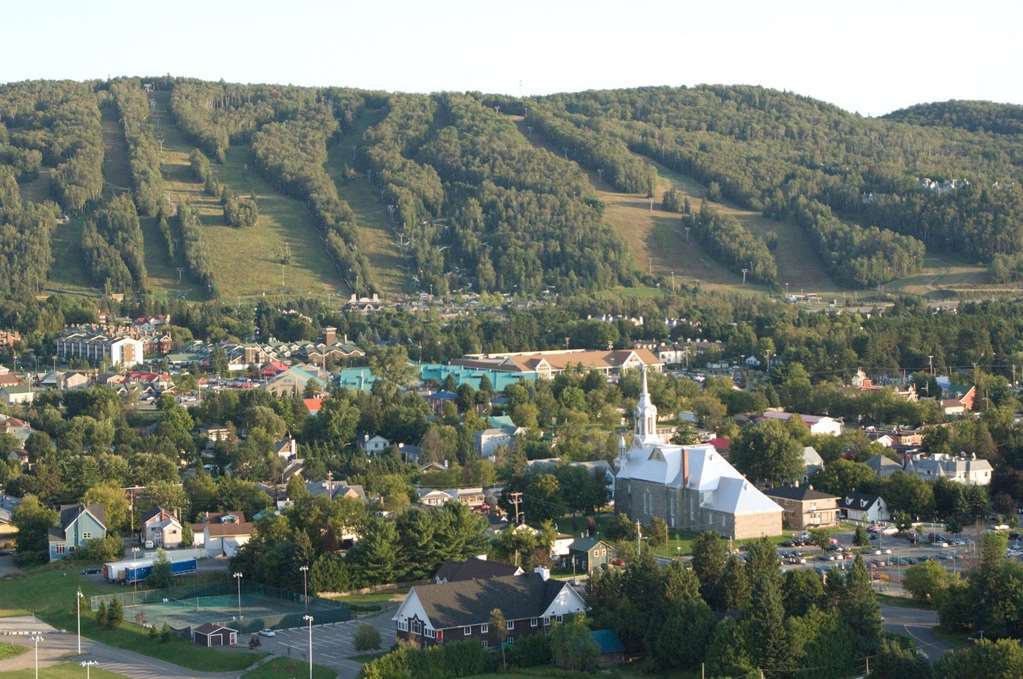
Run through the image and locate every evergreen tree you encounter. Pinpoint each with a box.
[721,554,752,611]
[840,556,884,654]
[745,574,791,673]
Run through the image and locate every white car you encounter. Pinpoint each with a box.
[259,629,276,637]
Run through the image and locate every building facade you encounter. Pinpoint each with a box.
[614,369,783,540]
[56,332,144,368]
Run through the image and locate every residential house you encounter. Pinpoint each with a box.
[615,369,783,540]
[307,476,367,503]
[476,416,525,458]
[764,486,840,530]
[140,507,183,549]
[0,330,22,348]
[0,415,33,448]
[802,446,824,482]
[0,384,34,406]
[759,411,843,437]
[865,454,903,479]
[416,487,487,509]
[274,437,298,460]
[567,538,616,575]
[0,495,21,541]
[838,493,890,523]
[904,452,992,485]
[48,504,106,561]
[392,572,587,646]
[432,559,523,584]
[361,435,392,455]
[191,511,250,555]
[940,386,976,417]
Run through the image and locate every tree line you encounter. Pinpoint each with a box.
[109,79,165,216]
[173,201,217,296]
[683,204,778,284]
[81,193,147,293]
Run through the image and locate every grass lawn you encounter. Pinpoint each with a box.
[0,642,27,660]
[877,593,930,609]
[149,92,342,301]
[347,652,387,662]
[324,590,406,606]
[0,563,262,672]
[242,657,336,679]
[0,610,31,618]
[0,662,129,679]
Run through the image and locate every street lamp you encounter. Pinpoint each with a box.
[303,615,314,679]
[81,660,98,679]
[299,566,309,612]
[76,589,85,653]
[31,635,44,679]
[233,572,244,620]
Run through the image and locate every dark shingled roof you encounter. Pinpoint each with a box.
[764,486,838,502]
[433,559,520,582]
[58,503,106,531]
[193,623,237,635]
[413,573,577,629]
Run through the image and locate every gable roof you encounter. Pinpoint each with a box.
[764,486,838,502]
[838,492,884,510]
[409,573,577,629]
[433,559,521,582]
[59,503,106,532]
[569,537,614,553]
[193,623,237,635]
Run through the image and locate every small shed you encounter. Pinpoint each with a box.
[192,623,238,647]
[591,628,626,666]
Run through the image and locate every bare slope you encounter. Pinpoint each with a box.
[326,109,406,297]
[150,92,342,299]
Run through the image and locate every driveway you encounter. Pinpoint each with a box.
[258,606,397,679]
[0,554,21,578]
[881,604,957,661]
[0,615,259,679]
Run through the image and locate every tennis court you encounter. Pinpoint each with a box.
[94,584,350,633]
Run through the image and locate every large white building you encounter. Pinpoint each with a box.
[905,453,992,486]
[759,411,843,437]
[56,332,144,368]
[614,368,783,540]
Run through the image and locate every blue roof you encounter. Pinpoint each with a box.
[417,363,536,391]
[336,368,378,392]
[487,415,517,430]
[591,629,625,654]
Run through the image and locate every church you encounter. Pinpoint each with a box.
[614,369,783,540]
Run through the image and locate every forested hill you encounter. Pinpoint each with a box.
[2,78,1023,301]
[885,100,1023,136]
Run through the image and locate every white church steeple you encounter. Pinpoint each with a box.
[634,365,660,445]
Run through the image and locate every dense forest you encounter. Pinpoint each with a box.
[81,193,146,293]
[3,78,1023,298]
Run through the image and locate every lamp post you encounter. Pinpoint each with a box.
[81,660,98,679]
[303,615,314,679]
[233,572,244,620]
[31,635,44,679]
[76,588,85,654]
[299,565,309,612]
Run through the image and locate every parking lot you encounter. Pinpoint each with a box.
[257,606,397,678]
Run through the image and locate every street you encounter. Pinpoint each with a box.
[880,604,955,661]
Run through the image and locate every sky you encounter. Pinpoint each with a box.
[4,0,1021,116]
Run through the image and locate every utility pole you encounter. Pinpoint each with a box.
[303,615,314,679]
[31,635,43,679]
[928,354,934,376]
[636,521,642,557]
[76,589,84,653]
[81,660,98,679]
[508,492,523,525]
[741,267,749,285]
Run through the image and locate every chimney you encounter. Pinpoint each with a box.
[324,326,337,346]
[681,448,689,487]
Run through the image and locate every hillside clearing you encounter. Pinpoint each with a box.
[327,109,407,297]
[631,152,843,293]
[99,103,132,196]
[150,92,343,300]
[510,115,764,292]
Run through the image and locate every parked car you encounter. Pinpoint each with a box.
[259,629,276,637]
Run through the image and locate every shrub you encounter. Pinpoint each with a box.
[354,624,381,651]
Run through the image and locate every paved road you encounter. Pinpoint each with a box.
[258,606,397,679]
[0,615,261,679]
[880,604,955,661]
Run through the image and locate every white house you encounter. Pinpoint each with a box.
[140,507,183,549]
[838,493,890,523]
[760,411,843,437]
[361,434,392,455]
[801,446,824,482]
[905,453,992,486]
